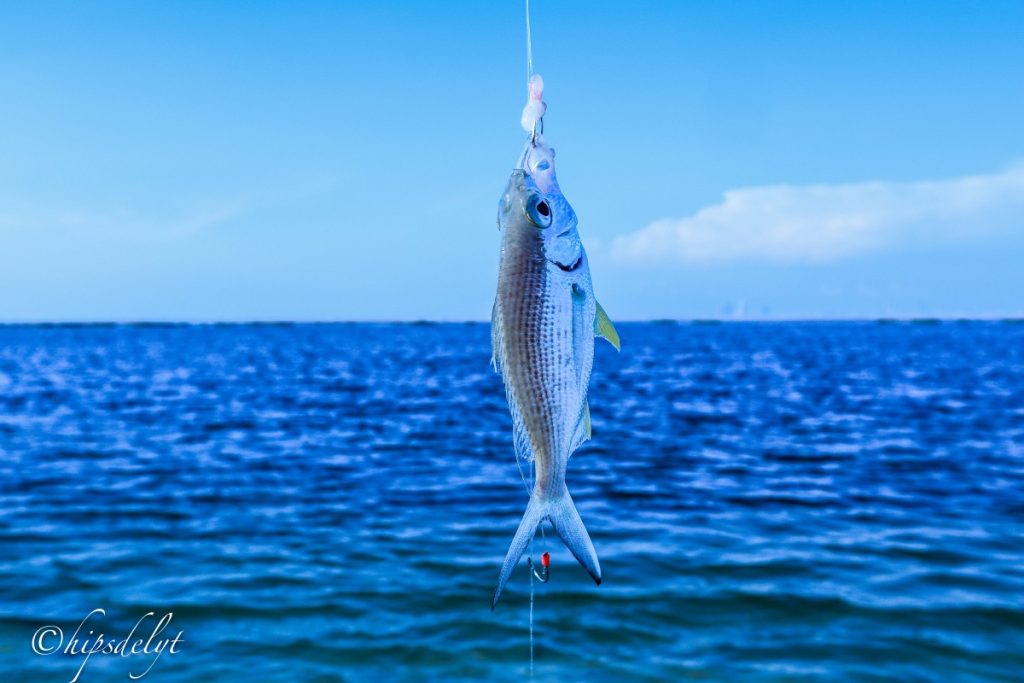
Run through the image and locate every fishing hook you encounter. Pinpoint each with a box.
[530,117,545,147]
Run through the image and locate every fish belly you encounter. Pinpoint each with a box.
[498,257,578,496]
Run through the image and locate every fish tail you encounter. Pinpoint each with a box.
[548,485,602,587]
[492,485,601,609]
[493,492,546,610]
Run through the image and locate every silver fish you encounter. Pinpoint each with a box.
[491,137,619,608]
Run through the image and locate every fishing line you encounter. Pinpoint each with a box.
[525,0,534,82]
[520,0,545,147]
[529,535,535,676]
[522,1,546,676]
[510,430,547,551]
[513,424,544,677]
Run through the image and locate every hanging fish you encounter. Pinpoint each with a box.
[491,75,620,609]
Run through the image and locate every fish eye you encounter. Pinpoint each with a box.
[526,195,553,228]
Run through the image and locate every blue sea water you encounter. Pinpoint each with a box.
[0,321,1022,682]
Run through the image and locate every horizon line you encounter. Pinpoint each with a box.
[2,316,1023,327]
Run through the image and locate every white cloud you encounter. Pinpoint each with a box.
[610,163,1024,264]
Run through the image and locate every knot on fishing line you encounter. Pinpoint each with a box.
[520,73,546,141]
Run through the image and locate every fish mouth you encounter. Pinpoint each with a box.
[506,168,535,194]
[550,255,583,272]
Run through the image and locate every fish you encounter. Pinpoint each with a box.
[490,136,619,609]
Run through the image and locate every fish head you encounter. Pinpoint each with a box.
[498,142,585,274]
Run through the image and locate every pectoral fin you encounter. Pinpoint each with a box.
[571,284,588,387]
[594,302,620,351]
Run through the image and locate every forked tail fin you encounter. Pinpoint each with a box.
[492,485,601,609]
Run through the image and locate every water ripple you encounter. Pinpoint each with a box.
[0,322,1022,681]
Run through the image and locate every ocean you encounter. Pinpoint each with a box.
[1,321,1022,682]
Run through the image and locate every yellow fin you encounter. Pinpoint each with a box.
[584,401,592,439]
[594,302,620,351]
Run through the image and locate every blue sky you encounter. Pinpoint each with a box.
[1,1,1022,321]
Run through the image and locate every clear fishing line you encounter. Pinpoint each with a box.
[521,1,545,676]
[512,433,537,675]
[525,0,534,81]
[529,535,535,676]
